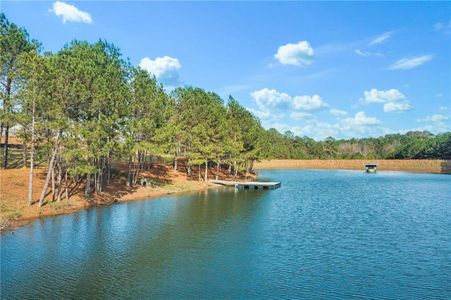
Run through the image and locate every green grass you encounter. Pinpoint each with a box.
[0,202,7,213]
[2,209,23,221]
[161,182,195,192]
[49,199,72,209]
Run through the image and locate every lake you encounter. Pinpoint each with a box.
[1,170,450,299]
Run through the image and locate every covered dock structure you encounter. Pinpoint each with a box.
[365,163,378,173]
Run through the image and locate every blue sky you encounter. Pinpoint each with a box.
[2,1,450,140]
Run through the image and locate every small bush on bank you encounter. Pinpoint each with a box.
[49,200,71,209]
[3,210,23,221]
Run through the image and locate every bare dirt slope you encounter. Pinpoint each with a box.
[0,161,248,231]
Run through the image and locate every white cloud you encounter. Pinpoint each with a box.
[299,120,340,139]
[250,88,328,113]
[434,21,451,34]
[329,108,348,117]
[257,106,386,140]
[274,41,314,66]
[343,111,381,127]
[383,101,412,113]
[409,113,450,133]
[274,111,383,140]
[414,123,451,134]
[388,55,433,70]
[248,108,284,122]
[250,88,291,110]
[139,56,181,86]
[289,112,313,120]
[369,31,393,45]
[362,88,411,113]
[354,49,383,57]
[292,95,328,111]
[362,88,406,104]
[250,91,384,139]
[439,106,448,111]
[51,1,92,24]
[269,123,303,136]
[252,109,271,119]
[418,114,449,122]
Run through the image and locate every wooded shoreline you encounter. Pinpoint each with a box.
[2,159,449,232]
[1,14,451,232]
[0,163,255,233]
[255,159,451,174]
[0,180,212,233]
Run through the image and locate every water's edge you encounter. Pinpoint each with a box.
[2,169,450,299]
[1,183,214,234]
[255,159,451,174]
[3,169,448,234]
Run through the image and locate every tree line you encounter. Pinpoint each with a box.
[1,14,450,206]
[1,14,268,206]
[265,129,451,160]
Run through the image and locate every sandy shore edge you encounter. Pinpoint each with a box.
[3,159,449,232]
[254,159,451,174]
[1,182,221,233]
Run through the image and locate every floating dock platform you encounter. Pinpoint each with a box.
[210,180,281,190]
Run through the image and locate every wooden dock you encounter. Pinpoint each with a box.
[210,180,281,190]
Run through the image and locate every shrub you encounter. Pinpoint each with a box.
[3,210,23,221]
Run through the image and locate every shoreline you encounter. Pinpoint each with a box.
[1,181,220,233]
[254,159,451,174]
[1,164,252,233]
[2,159,450,232]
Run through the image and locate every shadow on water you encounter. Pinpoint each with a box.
[1,187,268,299]
[3,169,450,299]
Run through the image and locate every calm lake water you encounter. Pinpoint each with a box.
[1,170,451,299]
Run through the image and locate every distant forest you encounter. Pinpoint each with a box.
[264,130,450,160]
[1,14,450,204]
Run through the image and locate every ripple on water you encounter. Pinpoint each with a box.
[1,170,450,299]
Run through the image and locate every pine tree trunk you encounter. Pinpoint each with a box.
[204,159,208,182]
[85,173,92,198]
[51,165,55,201]
[174,157,177,172]
[2,78,11,169]
[22,140,27,168]
[94,159,99,193]
[65,170,69,200]
[106,155,111,186]
[127,156,132,187]
[57,162,62,202]
[187,157,191,176]
[99,158,104,193]
[216,156,220,180]
[198,164,201,181]
[38,146,58,207]
[134,152,141,186]
[27,160,34,199]
[3,125,9,169]
[245,160,249,179]
[28,101,36,206]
